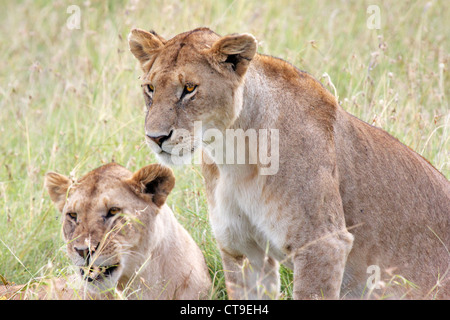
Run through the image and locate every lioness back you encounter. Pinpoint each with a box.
[250,54,450,298]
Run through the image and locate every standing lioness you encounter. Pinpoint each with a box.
[128,28,450,299]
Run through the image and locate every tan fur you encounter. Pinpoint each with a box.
[0,279,77,300]
[128,28,450,299]
[44,163,211,300]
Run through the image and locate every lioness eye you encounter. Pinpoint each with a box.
[185,84,196,92]
[67,212,77,220]
[107,207,121,218]
[144,84,154,96]
[180,84,197,100]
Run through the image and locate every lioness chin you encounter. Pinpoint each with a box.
[128,28,450,299]
[45,163,211,300]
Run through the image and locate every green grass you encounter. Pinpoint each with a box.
[0,0,448,299]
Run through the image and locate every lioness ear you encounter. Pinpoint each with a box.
[44,172,72,212]
[128,164,175,208]
[128,28,165,70]
[208,33,257,77]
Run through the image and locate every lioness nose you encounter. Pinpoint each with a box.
[74,243,99,259]
[75,247,90,259]
[146,130,172,148]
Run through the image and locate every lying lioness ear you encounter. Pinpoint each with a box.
[208,33,257,77]
[44,172,72,212]
[128,164,175,207]
[128,28,166,70]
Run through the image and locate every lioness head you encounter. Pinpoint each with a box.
[128,28,257,165]
[44,163,175,293]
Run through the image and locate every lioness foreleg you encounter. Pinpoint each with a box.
[291,230,353,299]
[219,242,280,300]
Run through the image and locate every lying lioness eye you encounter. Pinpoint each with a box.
[67,212,77,220]
[107,207,121,217]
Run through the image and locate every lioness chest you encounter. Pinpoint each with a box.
[211,166,293,268]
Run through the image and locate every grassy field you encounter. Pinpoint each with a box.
[0,0,448,299]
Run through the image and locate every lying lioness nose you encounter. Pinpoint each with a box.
[146,130,172,148]
[74,243,99,259]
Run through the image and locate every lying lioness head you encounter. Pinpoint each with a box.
[45,163,211,299]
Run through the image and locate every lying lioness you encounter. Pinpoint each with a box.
[128,27,450,299]
[44,163,211,299]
